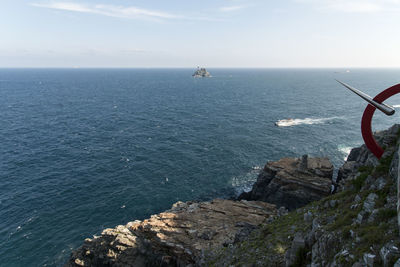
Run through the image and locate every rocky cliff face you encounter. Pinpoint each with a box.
[65,199,277,267]
[239,155,333,210]
[209,124,400,266]
[336,124,400,190]
[66,125,400,267]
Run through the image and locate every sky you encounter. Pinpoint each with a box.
[1,0,400,68]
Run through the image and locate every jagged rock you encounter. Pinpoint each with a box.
[305,218,322,248]
[312,218,321,232]
[355,210,368,225]
[333,249,352,266]
[233,222,257,243]
[398,147,400,237]
[304,211,313,223]
[299,154,309,172]
[239,156,333,210]
[346,124,399,168]
[385,195,397,210]
[363,193,378,213]
[374,177,387,190]
[347,144,378,168]
[368,209,379,223]
[65,199,276,267]
[337,124,400,190]
[311,232,341,266]
[277,206,289,217]
[390,148,399,181]
[363,253,376,267]
[380,242,400,267]
[337,161,358,183]
[285,232,305,267]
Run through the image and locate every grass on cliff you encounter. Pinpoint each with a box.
[208,159,399,267]
[208,133,400,266]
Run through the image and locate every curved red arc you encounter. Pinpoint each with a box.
[361,84,400,159]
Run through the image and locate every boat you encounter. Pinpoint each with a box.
[192,67,211,78]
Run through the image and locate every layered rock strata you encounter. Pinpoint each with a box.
[208,125,400,266]
[65,199,277,267]
[239,156,333,210]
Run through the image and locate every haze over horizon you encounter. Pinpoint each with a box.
[1,0,400,68]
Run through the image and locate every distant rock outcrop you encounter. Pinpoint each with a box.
[64,199,276,267]
[192,67,211,78]
[239,156,333,210]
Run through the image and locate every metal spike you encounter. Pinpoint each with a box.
[336,80,395,116]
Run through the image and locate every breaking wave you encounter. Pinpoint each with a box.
[231,166,262,195]
[338,145,353,161]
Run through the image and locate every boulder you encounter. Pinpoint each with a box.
[380,242,400,267]
[239,156,333,210]
[363,253,377,267]
[363,193,378,213]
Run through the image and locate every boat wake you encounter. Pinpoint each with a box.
[275,117,341,127]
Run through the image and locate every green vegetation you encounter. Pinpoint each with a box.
[358,165,374,173]
[207,129,400,266]
[291,247,308,267]
[352,172,370,191]
[375,153,394,175]
[376,208,397,222]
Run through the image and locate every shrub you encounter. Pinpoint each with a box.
[352,172,369,191]
[376,208,397,222]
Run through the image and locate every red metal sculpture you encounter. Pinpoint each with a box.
[337,81,400,159]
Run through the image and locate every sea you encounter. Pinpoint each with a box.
[1,68,400,266]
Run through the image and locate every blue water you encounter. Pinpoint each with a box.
[1,68,400,266]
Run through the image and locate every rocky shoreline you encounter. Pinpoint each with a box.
[65,125,400,267]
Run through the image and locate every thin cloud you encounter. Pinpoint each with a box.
[220,5,245,12]
[321,1,381,13]
[295,0,400,13]
[31,2,180,20]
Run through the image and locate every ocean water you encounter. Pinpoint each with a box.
[1,68,400,266]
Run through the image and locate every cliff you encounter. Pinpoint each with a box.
[238,156,333,210]
[65,199,278,267]
[209,124,400,266]
[66,125,400,267]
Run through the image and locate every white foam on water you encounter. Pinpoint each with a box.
[275,117,341,127]
[338,145,353,161]
[393,105,400,108]
[231,166,262,194]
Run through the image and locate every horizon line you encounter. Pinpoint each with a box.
[1,66,400,69]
